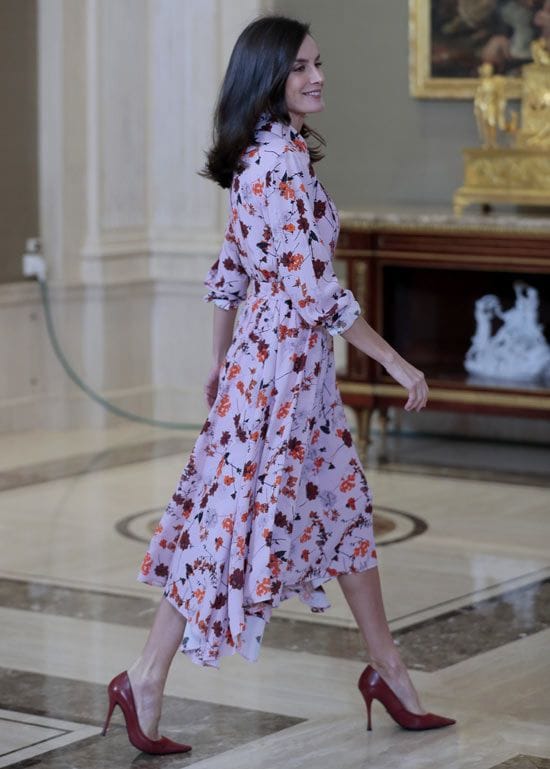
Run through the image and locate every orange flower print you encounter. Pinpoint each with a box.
[236,536,246,556]
[251,180,264,196]
[301,548,310,562]
[268,553,281,576]
[283,223,296,233]
[340,473,356,493]
[278,180,295,200]
[353,540,370,557]
[194,588,206,603]
[216,393,230,417]
[222,516,233,534]
[288,437,305,462]
[277,401,291,419]
[243,461,257,481]
[346,497,357,511]
[282,251,304,271]
[214,536,223,550]
[223,475,234,485]
[140,552,152,576]
[227,363,241,380]
[256,577,271,596]
[300,525,313,543]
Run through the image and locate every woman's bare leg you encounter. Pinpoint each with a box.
[127,597,186,739]
[338,566,426,714]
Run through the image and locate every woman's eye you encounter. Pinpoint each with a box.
[293,65,305,71]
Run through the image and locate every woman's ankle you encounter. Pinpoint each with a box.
[128,659,164,690]
[369,650,406,679]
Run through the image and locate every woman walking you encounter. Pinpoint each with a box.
[103,15,455,754]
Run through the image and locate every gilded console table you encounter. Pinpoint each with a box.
[335,210,550,463]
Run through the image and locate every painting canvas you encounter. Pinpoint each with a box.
[410,0,550,98]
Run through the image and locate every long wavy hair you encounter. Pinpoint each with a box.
[201,15,325,189]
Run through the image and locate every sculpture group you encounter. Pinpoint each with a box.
[465,283,550,381]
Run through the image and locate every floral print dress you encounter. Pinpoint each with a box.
[138,115,378,667]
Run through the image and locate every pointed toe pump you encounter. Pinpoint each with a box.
[102,671,192,755]
[358,665,456,732]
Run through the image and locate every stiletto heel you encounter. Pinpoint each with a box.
[101,692,116,736]
[366,696,373,731]
[358,665,456,732]
[102,671,192,754]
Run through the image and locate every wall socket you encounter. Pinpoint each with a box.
[22,238,46,281]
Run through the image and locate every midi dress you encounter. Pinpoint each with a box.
[138,114,378,667]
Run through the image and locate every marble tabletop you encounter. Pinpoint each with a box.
[339,205,550,235]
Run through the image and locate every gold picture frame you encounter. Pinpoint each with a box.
[409,0,537,99]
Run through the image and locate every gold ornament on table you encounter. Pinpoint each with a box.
[454,37,550,214]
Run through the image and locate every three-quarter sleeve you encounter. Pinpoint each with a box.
[262,155,361,336]
[203,219,250,310]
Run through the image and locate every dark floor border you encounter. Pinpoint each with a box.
[0,432,548,492]
[1,573,549,673]
[0,668,302,769]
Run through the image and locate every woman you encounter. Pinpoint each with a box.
[102,15,455,755]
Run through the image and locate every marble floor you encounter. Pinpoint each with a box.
[0,420,549,768]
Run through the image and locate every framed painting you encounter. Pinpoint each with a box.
[409,0,550,99]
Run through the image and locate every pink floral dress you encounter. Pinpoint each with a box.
[138,115,378,667]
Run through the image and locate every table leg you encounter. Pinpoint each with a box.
[352,406,372,467]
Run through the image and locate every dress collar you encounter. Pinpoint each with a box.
[254,112,304,142]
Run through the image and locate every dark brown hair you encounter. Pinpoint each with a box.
[201,15,325,189]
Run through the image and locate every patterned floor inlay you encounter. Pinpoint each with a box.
[489,756,550,769]
[0,710,99,769]
[2,576,550,672]
[116,505,428,547]
[0,669,302,768]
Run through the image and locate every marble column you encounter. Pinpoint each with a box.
[20,0,270,432]
[38,0,270,285]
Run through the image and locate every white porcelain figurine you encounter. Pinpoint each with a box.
[465,282,550,381]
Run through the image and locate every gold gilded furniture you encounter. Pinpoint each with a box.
[454,39,550,214]
[335,211,550,463]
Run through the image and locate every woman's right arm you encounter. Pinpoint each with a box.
[341,315,428,412]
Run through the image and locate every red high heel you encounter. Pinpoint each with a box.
[102,671,192,754]
[358,665,456,732]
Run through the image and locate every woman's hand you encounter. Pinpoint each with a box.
[383,354,429,412]
[204,362,224,408]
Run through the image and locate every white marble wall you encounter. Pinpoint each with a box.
[3,0,270,432]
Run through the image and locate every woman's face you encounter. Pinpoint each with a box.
[284,34,325,129]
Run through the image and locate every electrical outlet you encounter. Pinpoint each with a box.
[22,238,46,281]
